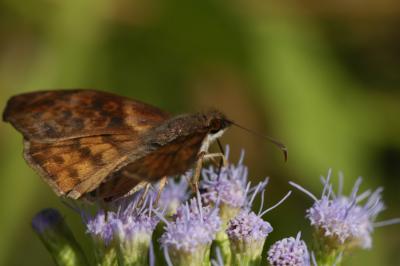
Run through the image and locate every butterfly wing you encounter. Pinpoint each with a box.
[23,134,145,199]
[4,89,172,199]
[3,89,170,142]
[128,132,208,179]
[24,131,208,200]
[3,90,214,201]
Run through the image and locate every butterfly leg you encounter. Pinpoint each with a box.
[190,151,206,192]
[204,152,228,178]
[190,152,229,192]
[127,180,149,195]
[155,176,168,205]
[203,152,228,166]
[137,182,152,207]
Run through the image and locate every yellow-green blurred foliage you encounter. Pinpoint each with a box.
[0,0,399,265]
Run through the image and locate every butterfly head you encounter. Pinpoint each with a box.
[204,110,232,134]
[197,110,232,152]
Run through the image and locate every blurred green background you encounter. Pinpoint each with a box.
[0,0,399,265]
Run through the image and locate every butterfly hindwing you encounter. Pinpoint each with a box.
[23,134,139,199]
[91,131,207,200]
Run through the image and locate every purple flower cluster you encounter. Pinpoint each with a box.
[290,170,389,249]
[200,147,272,236]
[35,149,398,266]
[220,167,291,266]
[267,232,310,266]
[85,194,159,246]
[85,210,115,245]
[160,194,221,253]
[225,187,291,264]
[227,210,273,243]
[159,193,221,266]
[155,175,190,216]
[201,148,248,209]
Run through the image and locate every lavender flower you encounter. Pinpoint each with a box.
[114,196,159,265]
[155,175,190,216]
[201,147,249,223]
[84,210,118,266]
[32,208,88,266]
[159,192,221,266]
[290,170,400,264]
[200,148,261,265]
[227,210,273,246]
[226,189,291,266]
[85,210,115,246]
[84,194,160,265]
[267,232,310,266]
[227,210,272,265]
[201,147,287,265]
[31,147,400,266]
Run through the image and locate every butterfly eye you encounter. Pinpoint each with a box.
[209,119,221,134]
[210,129,219,134]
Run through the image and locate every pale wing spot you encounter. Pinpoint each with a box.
[67,155,128,199]
[89,143,113,154]
[123,103,155,132]
[101,148,120,161]
[79,136,103,145]
[57,177,80,192]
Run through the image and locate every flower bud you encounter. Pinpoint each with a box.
[32,208,88,266]
[227,210,272,266]
[267,232,310,266]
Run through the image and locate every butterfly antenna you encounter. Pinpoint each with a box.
[230,121,288,161]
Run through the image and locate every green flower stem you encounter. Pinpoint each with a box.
[312,231,343,266]
[314,249,343,266]
[97,247,118,266]
[89,237,118,266]
[232,253,261,266]
[116,234,152,266]
[230,239,265,266]
[32,209,88,266]
[169,245,211,266]
[215,231,231,265]
[216,203,241,265]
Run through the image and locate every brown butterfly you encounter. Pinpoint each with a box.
[3,90,232,201]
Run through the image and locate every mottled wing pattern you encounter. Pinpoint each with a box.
[128,132,208,179]
[24,134,140,199]
[3,90,169,142]
[94,132,208,201]
[88,172,141,202]
[3,89,215,201]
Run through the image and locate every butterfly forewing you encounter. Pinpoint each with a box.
[3,90,172,199]
[3,90,170,142]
